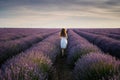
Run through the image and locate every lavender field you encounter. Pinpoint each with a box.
[0,28,120,80]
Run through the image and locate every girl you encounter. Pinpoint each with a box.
[60,28,68,56]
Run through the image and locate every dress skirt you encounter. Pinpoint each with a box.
[60,37,68,49]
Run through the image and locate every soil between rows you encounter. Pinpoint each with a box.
[48,52,73,80]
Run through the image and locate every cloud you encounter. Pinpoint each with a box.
[0,0,120,18]
[105,0,120,5]
[0,0,120,28]
[0,0,119,9]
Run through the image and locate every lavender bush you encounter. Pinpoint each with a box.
[0,30,58,65]
[74,30,120,59]
[91,32,120,40]
[77,28,120,35]
[0,32,60,80]
[73,52,120,80]
[67,30,101,67]
[0,28,51,42]
[25,32,61,62]
[0,33,26,42]
[1,53,52,80]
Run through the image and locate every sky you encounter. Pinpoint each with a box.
[0,0,120,28]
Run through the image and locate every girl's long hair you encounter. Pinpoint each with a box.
[60,28,67,37]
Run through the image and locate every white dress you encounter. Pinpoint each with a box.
[60,37,68,49]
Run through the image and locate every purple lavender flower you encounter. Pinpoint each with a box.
[74,30,120,59]
[0,29,58,65]
[67,30,101,67]
[0,31,60,80]
[73,52,120,80]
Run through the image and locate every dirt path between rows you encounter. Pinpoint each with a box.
[48,53,73,80]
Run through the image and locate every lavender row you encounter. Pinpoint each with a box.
[78,28,120,35]
[0,32,60,80]
[0,28,43,42]
[0,30,58,65]
[68,30,120,80]
[0,28,58,42]
[93,32,120,40]
[24,32,61,62]
[74,30,120,59]
[66,30,101,67]
[73,52,120,80]
[81,30,120,40]
[0,28,55,35]
[0,52,52,80]
[0,33,27,42]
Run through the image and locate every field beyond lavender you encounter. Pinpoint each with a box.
[0,28,120,80]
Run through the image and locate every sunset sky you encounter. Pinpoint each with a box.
[0,0,120,28]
